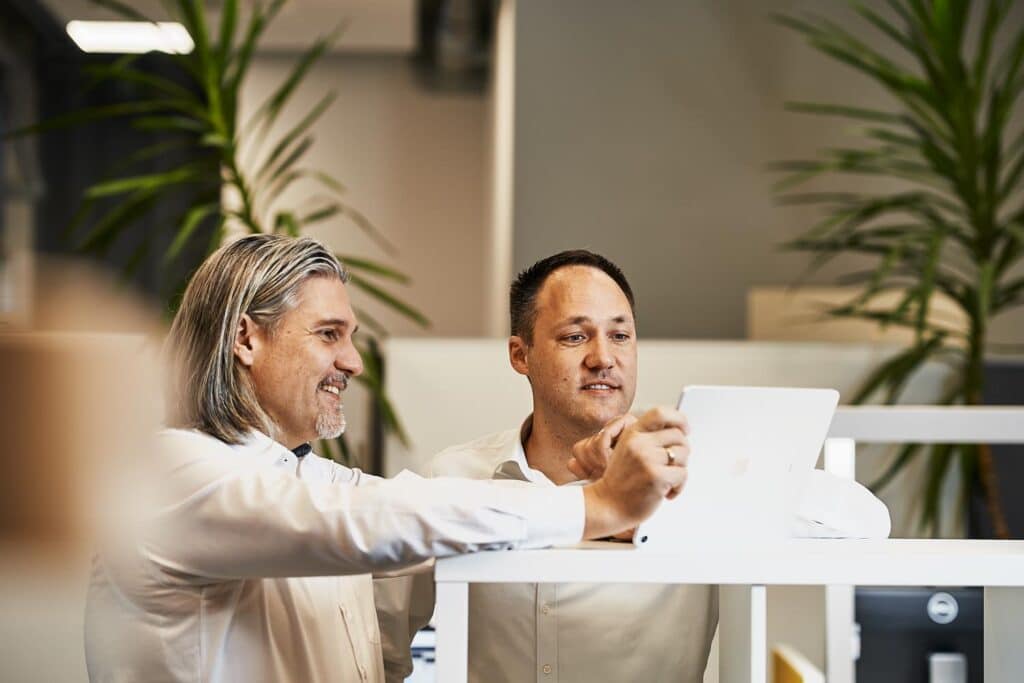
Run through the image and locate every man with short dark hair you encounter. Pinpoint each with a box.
[84,235,692,683]
[431,249,716,682]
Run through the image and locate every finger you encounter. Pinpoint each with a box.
[638,427,689,450]
[608,414,641,450]
[581,453,608,479]
[665,471,688,500]
[658,463,688,494]
[575,415,631,476]
[566,457,591,481]
[664,445,690,468]
[571,438,605,477]
[634,406,688,434]
[601,413,634,450]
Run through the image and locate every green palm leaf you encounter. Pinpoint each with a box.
[347,273,429,328]
[778,0,1024,537]
[14,0,426,469]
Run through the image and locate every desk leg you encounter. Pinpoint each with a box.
[825,584,855,683]
[435,581,469,683]
[984,587,1024,682]
[719,585,767,683]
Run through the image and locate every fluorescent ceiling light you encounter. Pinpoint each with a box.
[66,21,195,54]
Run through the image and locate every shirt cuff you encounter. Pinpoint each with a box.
[518,485,586,549]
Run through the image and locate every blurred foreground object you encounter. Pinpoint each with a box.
[0,257,160,682]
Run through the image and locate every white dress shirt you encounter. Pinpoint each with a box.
[430,421,718,683]
[85,428,585,683]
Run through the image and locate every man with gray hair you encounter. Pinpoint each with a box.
[84,234,692,682]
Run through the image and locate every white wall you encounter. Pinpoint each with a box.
[242,54,490,338]
[504,0,1024,344]
[239,54,491,465]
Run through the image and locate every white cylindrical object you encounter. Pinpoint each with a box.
[928,652,966,683]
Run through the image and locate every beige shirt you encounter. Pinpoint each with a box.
[85,428,585,683]
[430,422,718,683]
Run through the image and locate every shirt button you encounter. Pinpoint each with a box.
[543,664,552,675]
[541,603,550,615]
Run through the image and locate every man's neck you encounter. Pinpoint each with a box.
[523,410,593,485]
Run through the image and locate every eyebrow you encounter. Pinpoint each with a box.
[557,314,634,327]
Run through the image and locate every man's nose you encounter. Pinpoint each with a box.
[584,337,614,369]
[337,342,364,377]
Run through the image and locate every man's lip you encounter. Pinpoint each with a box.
[579,382,620,390]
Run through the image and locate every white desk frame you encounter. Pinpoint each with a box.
[434,407,1024,683]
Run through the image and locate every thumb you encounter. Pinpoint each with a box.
[567,457,590,481]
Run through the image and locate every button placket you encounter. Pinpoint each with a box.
[536,584,558,682]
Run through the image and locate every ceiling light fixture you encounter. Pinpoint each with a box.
[66,21,195,54]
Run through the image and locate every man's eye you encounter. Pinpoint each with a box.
[612,333,632,342]
[319,329,339,341]
[563,334,586,343]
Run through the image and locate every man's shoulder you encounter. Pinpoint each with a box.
[429,428,520,479]
[156,428,285,472]
[157,427,233,455]
[303,452,361,483]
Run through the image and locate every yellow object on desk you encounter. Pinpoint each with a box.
[772,644,825,683]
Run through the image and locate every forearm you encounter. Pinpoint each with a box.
[145,470,585,581]
[581,481,636,540]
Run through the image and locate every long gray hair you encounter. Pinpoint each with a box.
[165,234,348,444]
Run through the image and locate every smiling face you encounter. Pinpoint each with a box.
[234,275,364,449]
[510,265,637,437]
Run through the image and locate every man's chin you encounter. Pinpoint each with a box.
[315,410,346,440]
[573,408,626,434]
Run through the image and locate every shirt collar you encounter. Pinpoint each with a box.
[232,430,300,468]
[491,415,557,486]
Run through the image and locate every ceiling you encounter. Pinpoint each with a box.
[38,0,417,54]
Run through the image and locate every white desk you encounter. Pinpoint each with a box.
[434,406,1024,682]
[434,539,1024,682]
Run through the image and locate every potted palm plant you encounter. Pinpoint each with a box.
[775,0,1023,537]
[10,0,427,464]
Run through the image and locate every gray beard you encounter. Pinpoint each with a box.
[316,405,346,439]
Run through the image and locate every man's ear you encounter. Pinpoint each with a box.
[509,336,529,377]
[234,314,260,368]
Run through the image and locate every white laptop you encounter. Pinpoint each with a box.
[633,385,839,549]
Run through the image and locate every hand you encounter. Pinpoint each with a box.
[567,413,637,480]
[580,406,690,540]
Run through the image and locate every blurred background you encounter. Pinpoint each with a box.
[2,1,1023,681]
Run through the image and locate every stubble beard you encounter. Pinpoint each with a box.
[553,393,620,442]
[568,389,633,437]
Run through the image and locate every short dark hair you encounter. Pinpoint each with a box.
[510,249,635,343]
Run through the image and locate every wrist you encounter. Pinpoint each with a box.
[582,481,622,540]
